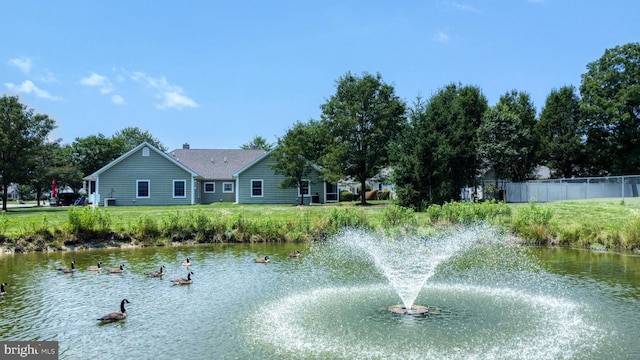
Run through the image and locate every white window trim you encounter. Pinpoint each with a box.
[298,179,311,197]
[142,147,150,156]
[251,179,263,197]
[222,182,234,193]
[136,180,150,198]
[173,180,187,198]
[204,182,216,193]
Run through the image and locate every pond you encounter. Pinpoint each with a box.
[1,227,639,359]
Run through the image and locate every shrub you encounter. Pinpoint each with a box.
[340,190,354,202]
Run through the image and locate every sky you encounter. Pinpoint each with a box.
[2,1,638,151]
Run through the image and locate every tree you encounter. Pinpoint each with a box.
[477,107,523,183]
[113,127,167,152]
[0,96,56,211]
[537,86,585,178]
[320,72,406,205]
[241,136,273,151]
[391,85,488,208]
[269,121,324,205]
[496,90,539,182]
[26,140,62,205]
[70,134,127,177]
[580,42,640,176]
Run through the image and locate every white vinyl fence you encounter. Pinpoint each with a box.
[482,175,640,203]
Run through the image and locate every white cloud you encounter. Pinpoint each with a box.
[4,80,62,101]
[452,2,480,13]
[131,71,198,110]
[7,57,57,82]
[8,57,32,75]
[80,72,114,94]
[433,31,450,43]
[111,94,125,105]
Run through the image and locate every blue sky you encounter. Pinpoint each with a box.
[2,1,638,151]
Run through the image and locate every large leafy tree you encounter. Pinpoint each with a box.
[580,42,640,176]
[320,72,406,205]
[71,134,127,177]
[113,126,167,152]
[241,135,273,151]
[480,90,539,182]
[392,84,488,208]
[477,107,523,183]
[269,120,324,205]
[537,86,585,178]
[0,95,56,211]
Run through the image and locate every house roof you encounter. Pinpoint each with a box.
[169,148,266,180]
[83,142,199,181]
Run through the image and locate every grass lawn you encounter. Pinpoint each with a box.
[2,198,640,251]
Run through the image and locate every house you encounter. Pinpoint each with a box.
[83,142,336,206]
[234,150,338,204]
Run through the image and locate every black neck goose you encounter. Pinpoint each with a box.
[87,262,102,271]
[57,261,76,273]
[108,264,125,274]
[0,282,7,296]
[182,257,192,266]
[171,271,193,285]
[147,265,166,277]
[97,299,129,321]
[255,256,270,263]
[287,250,301,258]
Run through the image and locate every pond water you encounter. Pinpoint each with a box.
[0,231,639,360]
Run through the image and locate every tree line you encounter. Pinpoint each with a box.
[272,42,640,208]
[1,42,638,211]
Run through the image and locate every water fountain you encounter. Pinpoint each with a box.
[247,225,604,359]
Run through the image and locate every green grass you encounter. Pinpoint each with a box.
[2,198,640,252]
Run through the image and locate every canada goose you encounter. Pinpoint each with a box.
[255,256,270,263]
[147,265,166,277]
[181,257,192,266]
[287,250,301,258]
[108,264,125,274]
[171,271,193,285]
[97,299,130,321]
[0,282,7,296]
[57,261,76,273]
[87,262,103,271]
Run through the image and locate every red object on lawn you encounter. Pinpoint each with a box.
[52,179,57,197]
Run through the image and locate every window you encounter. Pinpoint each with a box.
[223,182,234,193]
[251,180,263,197]
[142,147,150,156]
[137,180,150,198]
[298,180,310,197]
[173,180,186,198]
[204,182,215,193]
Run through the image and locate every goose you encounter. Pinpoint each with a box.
[97,299,129,321]
[57,261,76,273]
[171,271,193,285]
[87,262,103,271]
[181,257,192,266]
[108,264,125,274]
[287,250,301,258]
[0,282,7,296]
[147,265,166,277]
[255,256,270,263]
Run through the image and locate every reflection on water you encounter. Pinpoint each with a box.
[0,243,639,359]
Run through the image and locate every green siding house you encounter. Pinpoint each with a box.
[84,142,337,206]
[234,151,338,205]
[83,142,200,206]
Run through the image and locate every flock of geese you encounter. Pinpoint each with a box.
[0,249,302,322]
